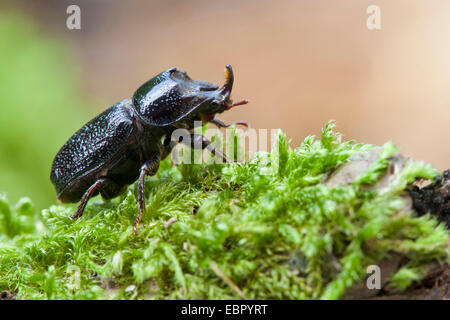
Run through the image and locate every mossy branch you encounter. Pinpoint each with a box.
[0,122,448,300]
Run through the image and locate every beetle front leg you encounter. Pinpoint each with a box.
[183,134,229,164]
[134,159,160,234]
[70,178,107,219]
[210,118,248,129]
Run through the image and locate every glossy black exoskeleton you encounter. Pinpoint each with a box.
[50,65,248,233]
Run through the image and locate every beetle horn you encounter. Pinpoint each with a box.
[218,64,234,98]
[218,64,248,110]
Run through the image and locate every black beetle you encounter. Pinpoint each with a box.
[50,65,248,233]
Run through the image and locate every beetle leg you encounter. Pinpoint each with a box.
[182,134,229,164]
[70,178,106,219]
[134,159,160,234]
[210,118,248,129]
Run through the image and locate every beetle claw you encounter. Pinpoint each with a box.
[133,222,140,235]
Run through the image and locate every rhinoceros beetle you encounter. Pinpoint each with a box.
[50,65,248,233]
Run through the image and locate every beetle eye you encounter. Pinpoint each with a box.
[209,101,221,112]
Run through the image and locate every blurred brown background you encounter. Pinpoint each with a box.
[13,0,450,171]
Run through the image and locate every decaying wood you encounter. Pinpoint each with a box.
[326,148,449,300]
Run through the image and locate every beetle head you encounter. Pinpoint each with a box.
[197,65,248,123]
[132,65,246,126]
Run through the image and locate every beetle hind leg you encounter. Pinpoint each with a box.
[70,178,124,220]
[70,178,107,220]
[134,158,160,234]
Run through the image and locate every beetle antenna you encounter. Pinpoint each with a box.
[227,99,248,109]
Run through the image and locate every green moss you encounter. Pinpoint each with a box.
[0,122,448,300]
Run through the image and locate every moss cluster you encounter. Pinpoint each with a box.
[0,123,448,299]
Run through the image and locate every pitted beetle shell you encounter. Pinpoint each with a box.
[51,99,135,202]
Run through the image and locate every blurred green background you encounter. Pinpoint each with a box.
[0,11,94,210]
